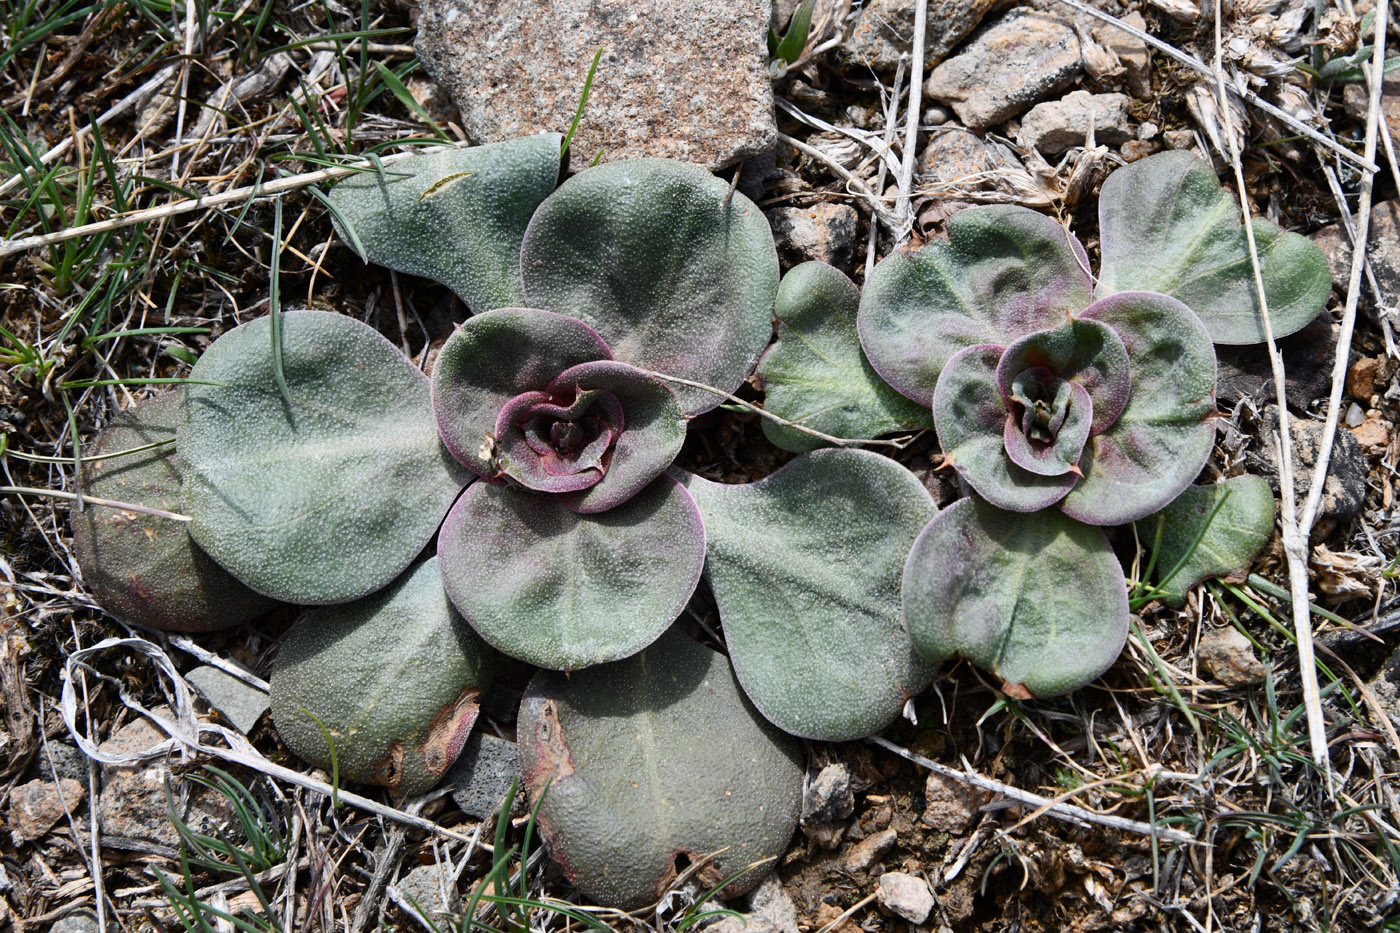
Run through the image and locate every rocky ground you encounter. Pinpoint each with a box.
[2,0,1399,930]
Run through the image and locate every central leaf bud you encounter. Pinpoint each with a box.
[496,385,625,495]
[1008,368,1072,444]
[548,419,588,453]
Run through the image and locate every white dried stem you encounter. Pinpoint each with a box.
[894,0,928,243]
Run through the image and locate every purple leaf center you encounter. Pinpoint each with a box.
[496,386,625,493]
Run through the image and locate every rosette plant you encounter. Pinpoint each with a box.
[842,151,1329,696]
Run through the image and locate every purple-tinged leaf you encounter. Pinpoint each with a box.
[518,625,802,910]
[676,450,935,741]
[1062,292,1217,525]
[432,308,612,479]
[72,390,278,632]
[1001,376,1092,476]
[858,206,1093,406]
[439,475,704,670]
[995,318,1130,435]
[521,159,778,416]
[271,558,496,796]
[325,134,562,314]
[1097,150,1330,345]
[903,498,1129,697]
[933,345,1078,512]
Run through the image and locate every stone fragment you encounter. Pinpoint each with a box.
[1215,318,1335,411]
[1343,73,1399,131]
[1245,408,1368,526]
[52,913,100,933]
[98,713,233,848]
[877,872,935,924]
[397,861,462,918]
[1311,200,1400,317]
[766,204,860,272]
[30,741,87,784]
[1020,90,1133,156]
[1163,129,1199,151]
[917,128,996,190]
[1347,356,1384,402]
[1198,626,1266,687]
[920,771,986,834]
[1093,11,1151,97]
[186,665,269,735]
[9,777,84,844]
[924,9,1082,129]
[415,0,776,169]
[1119,139,1159,161]
[1351,411,1392,448]
[445,732,520,821]
[803,762,855,823]
[839,0,997,73]
[843,826,897,871]
[710,876,800,933]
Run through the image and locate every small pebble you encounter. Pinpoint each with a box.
[877,872,935,924]
[1138,121,1159,140]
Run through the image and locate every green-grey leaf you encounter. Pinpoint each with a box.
[271,558,496,796]
[903,498,1129,697]
[518,625,802,910]
[1136,476,1275,608]
[858,205,1094,406]
[179,310,472,604]
[1096,150,1331,345]
[326,134,562,314]
[71,389,278,632]
[438,475,705,670]
[757,261,932,452]
[676,449,936,740]
[521,159,779,416]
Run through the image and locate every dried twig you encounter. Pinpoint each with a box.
[894,0,928,243]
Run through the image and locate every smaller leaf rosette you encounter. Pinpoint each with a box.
[861,206,1218,525]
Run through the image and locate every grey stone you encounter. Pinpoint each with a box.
[921,771,986,834]
[1244,407,1368,528]
[446,732,521,820]
[839,0,997,73]
[1198,626,1266,686]
[843,826,896,872]
[802,762,854,823]
[917,127,996,190]
[416,0,776,170]
[30,740,87,784]
[1020,90,1133,156]
[186,665,269,735]
[710,875,800,933]
[1342,73,1399,130]
[1215,317,1336,412]
[398,861,462,918]
[765,203,860,272]
[877,872,935,924]
[98,713,234,848]
[1311,200,1400,318]
[52,913,100,933]
[924,8,1082,129]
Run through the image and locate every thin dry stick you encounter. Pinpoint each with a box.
[866,59,905,279]
[894,0,928,243]
[1052,0,1379,175]
[0,145,448,259]
[775,131,905,231]
[868,736,1198,844]
[642,370,919,448]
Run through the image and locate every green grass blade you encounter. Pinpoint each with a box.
[562,48,602,157]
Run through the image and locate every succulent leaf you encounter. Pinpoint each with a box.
[1096,150,1331,345]
[995,318,1130,435]
[757,261,932,453]
[858,205,1094,406]
[676,450,936,741]
[520,159,779,416]
[179,310,472,604]
[1136,476,1275,607]
[518,625,803,910]
[438,475,705,669]
[271,558,496,796]
[71,390,278,632]
[325,133,562,313]
[903,498,1129,697]
[433,308,613,480]
[1062,291,1217,525]
[933,345,1079,512]
[1001,375,1092,476]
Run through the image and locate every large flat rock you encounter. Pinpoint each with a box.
[416,0,776,169]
